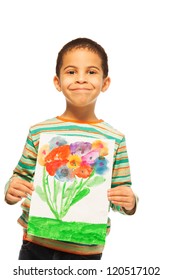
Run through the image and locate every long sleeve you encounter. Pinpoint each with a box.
[13,129,37,182]
[110,136,133,213]
[5,130,37,194]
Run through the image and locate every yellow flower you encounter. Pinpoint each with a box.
[67,154,82,169]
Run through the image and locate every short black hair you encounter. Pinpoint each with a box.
[55,38,108,78]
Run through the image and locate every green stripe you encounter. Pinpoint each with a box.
[18,161,35,170]
[31,125,122,142]
[26,137,35,148]
[115,158,129,164]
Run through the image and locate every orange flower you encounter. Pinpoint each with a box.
[74,163,93,178]
[92,140,108,156]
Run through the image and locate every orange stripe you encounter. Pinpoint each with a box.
[25,147,37,157]
[21,203,30,209]
[57,116,104,124]
[14,168,29,175]
[20,160,35,167]
[112,180,131,185]
[113,166,129,171]
[28,135,33,141]
[31,121,61,129]
[114,156,128,160]
[118,145,127,151]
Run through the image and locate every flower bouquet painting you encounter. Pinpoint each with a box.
[28,134,115,245]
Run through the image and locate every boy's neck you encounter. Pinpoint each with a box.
[60,106,99,123]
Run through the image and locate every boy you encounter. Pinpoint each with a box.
[5,38,137,260]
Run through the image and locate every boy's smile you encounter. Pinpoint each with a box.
[54,48,110,109]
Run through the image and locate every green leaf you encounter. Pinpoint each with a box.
[63,186,73,198]
[35,185,47,202]
[63,179,78,198]
[86,176,106,187]
[70,188,90,206]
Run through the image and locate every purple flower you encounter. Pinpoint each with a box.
[70,141,92,156]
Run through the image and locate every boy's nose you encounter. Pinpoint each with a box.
[76,73,87,83]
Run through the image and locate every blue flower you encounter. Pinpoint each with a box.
[55,165,74,182]
[94,158,108,175]
[49,136,67,150]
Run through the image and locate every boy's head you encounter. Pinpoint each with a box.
[56,38,108,79]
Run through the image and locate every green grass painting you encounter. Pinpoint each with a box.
[28,216,107,244]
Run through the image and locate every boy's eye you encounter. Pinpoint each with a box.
[68,70,75,74]
[88,70,96,74]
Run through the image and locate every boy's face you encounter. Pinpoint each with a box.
[54,48,110,108]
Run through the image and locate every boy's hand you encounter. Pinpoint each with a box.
[5,177,34,205]
[107,186,136,212]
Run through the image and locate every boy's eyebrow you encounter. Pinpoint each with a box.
[63,65,77,70]
[63,65,101,71]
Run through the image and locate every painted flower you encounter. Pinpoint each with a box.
[55,165,74,182]
[74,163,93,178]
[94,157,108,175]
[92,140,108,157]
[81,149,99,165]
[37,137,112,222]
[49,136,67,150]
[46,159,68,176]
[70,141,92,156]
[38,144,50,166]
[67,154,82,169]
[45,145,70,162]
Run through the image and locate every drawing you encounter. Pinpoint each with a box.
[28,134,115,245]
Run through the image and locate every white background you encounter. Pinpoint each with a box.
[0,0,172,279]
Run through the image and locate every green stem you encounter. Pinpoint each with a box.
[46,174,55,210]
[60,172,96,218]
[64,179,77,208]
[53,178,59,212]
[60,179,78,218]
[71,170,95,200]
[43,167,59,219]
[59,182,66,218]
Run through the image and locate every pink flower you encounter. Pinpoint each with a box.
[81,149,99,165]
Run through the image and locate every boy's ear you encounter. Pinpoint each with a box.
[101,77,111,92]
[53,76,61,92]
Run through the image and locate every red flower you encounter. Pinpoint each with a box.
[45,145,70,162]
[46,159,68,176]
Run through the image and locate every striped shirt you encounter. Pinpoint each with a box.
[7,116,132,255]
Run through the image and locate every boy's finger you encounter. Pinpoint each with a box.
[5,193,22,203]
[10,189,27,198]
[107,189,128,197]
[12,178,34,190]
